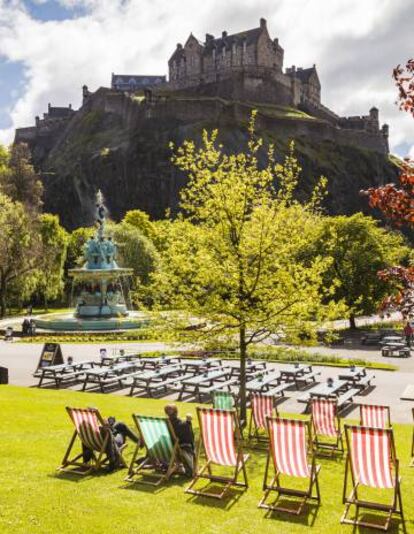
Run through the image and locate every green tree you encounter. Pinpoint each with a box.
[312,213,409,328]
[0,143,43,212]
[149,115,340,423]
[123,209,156,241]
[65,226,95,271]
[111,222,159,293]
[34,214,69,310]
[0,193,41,317]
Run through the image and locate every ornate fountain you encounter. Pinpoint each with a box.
[34,191,149,331]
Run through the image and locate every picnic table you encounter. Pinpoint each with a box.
[81,361,139,392]
[128,364,185,397]
[230,359,267,378]
[177,367,233,401]
[338,367,366,383]
[279,364,320,389]
[181,358,222,374]
[138,356,182,369]
[35,360,96,388]
[298,378,356,406]
[245,371,280,393]
[100,353,140,366]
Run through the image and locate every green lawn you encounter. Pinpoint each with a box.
[1,386,413,533]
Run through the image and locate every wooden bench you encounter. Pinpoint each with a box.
[337,388,360,408]
[355,373,375,391]
[141,374,194,397]
[199,378,239,395]
[382,345,410,358]
[265,383,291,397]
[299,370,321,384]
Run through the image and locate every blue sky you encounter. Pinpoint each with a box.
[0,0,413,157]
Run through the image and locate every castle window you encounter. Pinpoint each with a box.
[232,43,236,55]
[212,48,216,61]
[222,47,226,59]
[243,40,247,54]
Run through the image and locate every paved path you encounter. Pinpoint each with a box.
[1,340,414,423]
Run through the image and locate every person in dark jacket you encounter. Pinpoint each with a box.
[164,404,195,477]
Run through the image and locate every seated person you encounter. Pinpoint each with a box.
[164,404,195,477]
[82,411,139,472]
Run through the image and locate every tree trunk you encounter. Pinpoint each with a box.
[0,277,7,319]
[239,324,247,428]
[349,314,357,329]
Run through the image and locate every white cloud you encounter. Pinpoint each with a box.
[0,0,412,156]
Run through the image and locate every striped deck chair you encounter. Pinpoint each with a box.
[213,391,235,411]
[258,417,321,515]
[248,392,278,444]
[342,425,405,531]
[126,415,180,486]
[185,408,249,499]
[360,404,391,429]
[59,407,122,475]
[311,398,344,454]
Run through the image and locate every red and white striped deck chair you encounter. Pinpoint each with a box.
[342,425,405,531]
[311,398,344,454]
[360,404,391,429]
[258,417,321,515]
[58,407,124,475]
[185,408,249,499]
[248,392,278,444]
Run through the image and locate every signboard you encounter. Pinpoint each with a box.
[36,343,64,372]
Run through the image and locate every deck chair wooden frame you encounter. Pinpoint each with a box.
[185,408,249,500]
[248,392,278,444]
[310,398,344,455]
[59,407,125,475]
[258,417,321,515]
[359,404,391,429]
[126,414,181,486]
[341,425,405,532]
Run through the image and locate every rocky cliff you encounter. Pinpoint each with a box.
[27,88,398,229]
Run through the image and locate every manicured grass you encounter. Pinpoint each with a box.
[1,386,413,533]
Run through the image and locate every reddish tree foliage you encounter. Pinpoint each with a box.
[365,159,414,225]
[393,59,414,118]
[365,59,414,317]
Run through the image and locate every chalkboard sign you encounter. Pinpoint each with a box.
[36,343,64,372]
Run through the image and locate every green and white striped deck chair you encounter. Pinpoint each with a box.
[58,407,114,475]
[213,391,235,411]
[126,415,180,486]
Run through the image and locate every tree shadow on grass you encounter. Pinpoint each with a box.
[259,498,320,527]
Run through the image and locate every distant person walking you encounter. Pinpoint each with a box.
[404,321,413,347]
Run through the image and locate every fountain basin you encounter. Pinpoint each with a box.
[33,311,150,332]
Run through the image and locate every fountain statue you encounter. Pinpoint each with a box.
[33,191,148,331]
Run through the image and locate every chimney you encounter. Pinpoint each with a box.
[222,31,227,38]
[69,103,72,109]
[260,17,267,29]
[48,103,51,111]
[177,43,183,49]
[35,116,40,127]
[206,33,214,42]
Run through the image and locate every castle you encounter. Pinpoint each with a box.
[15,18,389,154]
[168,18,321,109]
